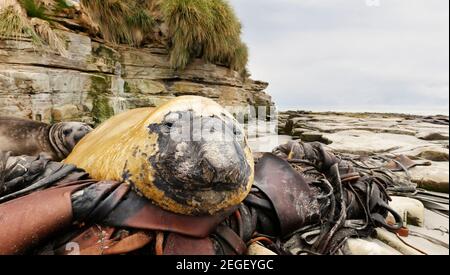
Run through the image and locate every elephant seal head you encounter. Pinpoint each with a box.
[49,122,93,160]
[64,96,254,216]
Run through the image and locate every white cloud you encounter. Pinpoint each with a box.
[229,0,449,114]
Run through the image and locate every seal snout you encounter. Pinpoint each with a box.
[64,123,92,145]
[73,124,93,143]
[199,141,248,190]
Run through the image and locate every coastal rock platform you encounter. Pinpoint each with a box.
[278,111,449,193]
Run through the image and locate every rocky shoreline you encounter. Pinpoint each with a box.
[274,111,449,193]
[246,110,449,255]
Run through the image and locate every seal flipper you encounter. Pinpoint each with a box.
[0,154,81,203]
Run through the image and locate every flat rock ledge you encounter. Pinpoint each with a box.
[278,112,449,193]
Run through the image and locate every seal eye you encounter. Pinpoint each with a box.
[63,129,72,136]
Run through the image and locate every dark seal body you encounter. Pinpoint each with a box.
[0,116,92,161]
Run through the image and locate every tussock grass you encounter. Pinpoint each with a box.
[30,17,67,56]
[161,0,248,74]
[80,0,132,44]
[161,0,213,68]
[80,0,155,46]
[0,4,39,41]
[127,9,154,30]
[84,0,249,74]
[54,0,69,10]
[0,1,67,56]
[2,0,249,74]
[230,41,249,76]
[126,8,155,45]
[20,0,47,19]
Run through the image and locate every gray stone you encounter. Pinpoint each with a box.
[299,131,332,144]
[246,243,277,255]
[409,162,449,193]
[417,132,449,141]
[392,146,449,162]
[324,130,430,156]
[343,238,401,255]
[387,196,425,227]
[291,127,308,137]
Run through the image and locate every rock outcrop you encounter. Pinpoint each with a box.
[0,32,272,124]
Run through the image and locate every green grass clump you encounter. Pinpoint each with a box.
[126,9,155,30]
[4,0,249,74]
[80,0,155,46]
[20,0,48,20]
[161,0,212,69]
[161,0,248,74]
[31,17,68,56]
[0,4,67,57]
[0,5,40,42]
[230,41,249,76]
[54,0,71,11]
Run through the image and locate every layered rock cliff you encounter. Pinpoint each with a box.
[0,32,271,124]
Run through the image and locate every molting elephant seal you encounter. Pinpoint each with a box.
[0,116,92,161]
[64,96,254,216]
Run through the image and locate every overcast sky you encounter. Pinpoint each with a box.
[229,0,449,114]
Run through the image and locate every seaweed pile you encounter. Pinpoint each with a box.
[1,139,437,255]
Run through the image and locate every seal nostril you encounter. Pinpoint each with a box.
[198,149,247,190]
